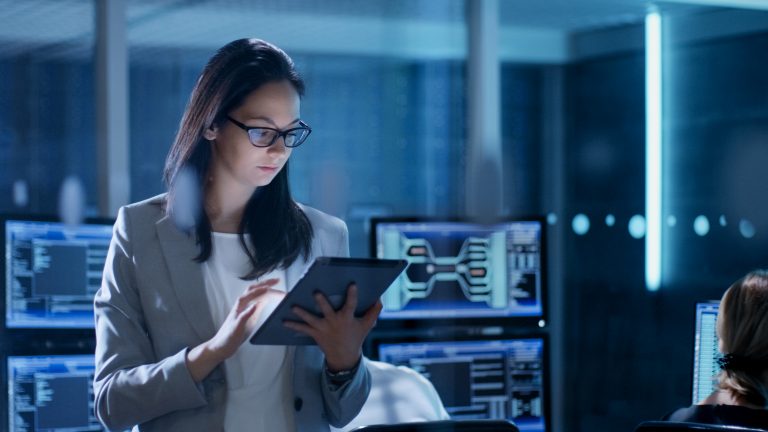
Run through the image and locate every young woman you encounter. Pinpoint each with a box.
[665,270,768,428]
[93,39,379,431]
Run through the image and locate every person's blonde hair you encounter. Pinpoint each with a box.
[717,269,768,407]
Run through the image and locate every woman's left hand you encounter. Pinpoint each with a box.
[283,283,381,372]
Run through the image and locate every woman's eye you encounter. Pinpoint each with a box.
[250,129,275,142]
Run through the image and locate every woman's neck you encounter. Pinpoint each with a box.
[204,174,253,234]
[702,388,765,410]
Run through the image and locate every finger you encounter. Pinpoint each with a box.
[313,292,335,317]
[292,306,322,327]
[283,320,317,338]
[246,279,279,292]
[341,283,358,315]
[236,287,268,312]
[242,285,269,299]
[236,303,258,326]
[360,299,383,328]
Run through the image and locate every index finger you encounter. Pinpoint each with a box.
[341,283,358,315]
[248,278,280,290]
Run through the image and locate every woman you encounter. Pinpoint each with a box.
[665,270,768,428]
[93,39,379,431]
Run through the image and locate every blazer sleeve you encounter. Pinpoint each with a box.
[93,206,207,431]
[320,218,373,427]
[322,356,372,428]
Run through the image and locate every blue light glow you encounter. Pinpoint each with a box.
[629,215,647,240]
[740,219,756,239]
[547,213,558,225]
[572,214,590,235]
[645,8,662,292]
[694,215,710,237]
[667,215,677,227]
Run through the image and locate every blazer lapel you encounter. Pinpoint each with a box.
[155,216,217,341]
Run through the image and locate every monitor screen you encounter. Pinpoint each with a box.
[372,219,544,320]
[7,355,104,431]
[378,338,547,432]
[692,302,720,404]
[4,219,113,328]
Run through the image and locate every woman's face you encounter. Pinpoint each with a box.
[208,80,301,188]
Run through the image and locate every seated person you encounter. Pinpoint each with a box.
[331,360,450,432]
[664,270,768,428]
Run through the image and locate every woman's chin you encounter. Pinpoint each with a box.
[251,175,277,188]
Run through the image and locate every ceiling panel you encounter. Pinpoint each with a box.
[0,0,760,62]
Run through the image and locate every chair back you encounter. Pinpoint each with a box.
[635,421,768,432]
[353,419,519,432]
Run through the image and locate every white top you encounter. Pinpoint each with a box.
[201,232,296,432]
[330,360,450,432]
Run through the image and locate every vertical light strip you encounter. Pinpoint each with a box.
[645,7,662,291]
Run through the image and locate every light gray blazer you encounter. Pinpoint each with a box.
[93,194,370,431]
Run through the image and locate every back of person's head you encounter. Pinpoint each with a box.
[717,269,768,407]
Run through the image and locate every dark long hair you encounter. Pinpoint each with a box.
[163,38,313,279]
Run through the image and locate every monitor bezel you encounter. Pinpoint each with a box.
[368,330,551,432]
[1,214,114,335]
[369,216,548,328]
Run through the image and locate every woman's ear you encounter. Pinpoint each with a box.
[203,124,218,141]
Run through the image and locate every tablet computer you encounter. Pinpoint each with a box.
[249,257,407,345]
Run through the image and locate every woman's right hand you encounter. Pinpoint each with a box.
[185,278,283,382]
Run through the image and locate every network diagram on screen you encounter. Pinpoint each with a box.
[5,220,112,328]
[379,338,546,432]
[375,221,543,319]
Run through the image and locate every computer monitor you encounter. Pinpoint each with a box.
[692,301,720,404]
[7,354,104,431]
[371,219,545,320]
[3,218,113,328]
[377,338,547,432]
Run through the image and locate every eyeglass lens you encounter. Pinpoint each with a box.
[247,128,309,147]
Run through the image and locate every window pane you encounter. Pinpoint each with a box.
[665,7,768,287]
[0,0,96,215]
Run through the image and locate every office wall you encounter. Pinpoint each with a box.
[502,64,546,218]
[561,25,768,432]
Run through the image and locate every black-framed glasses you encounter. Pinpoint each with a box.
[226,115,312,148]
